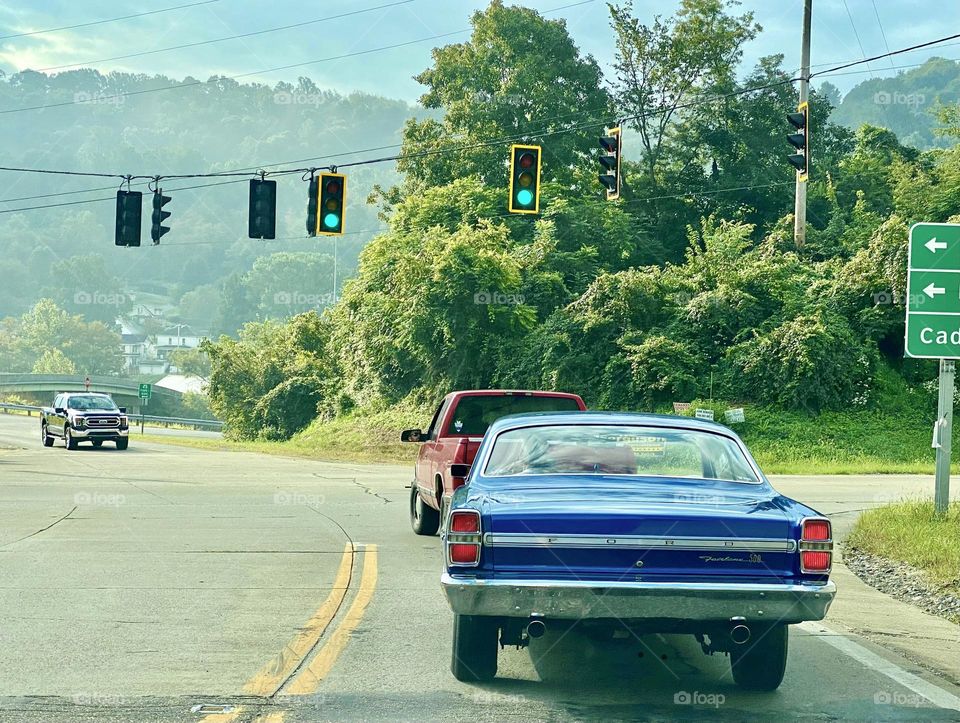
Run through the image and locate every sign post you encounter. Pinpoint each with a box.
[138,384,151,436]
[906,222,960,515]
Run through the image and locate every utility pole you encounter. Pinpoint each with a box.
[793,0,812,247]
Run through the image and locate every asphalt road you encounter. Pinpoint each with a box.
[0,413,958,722]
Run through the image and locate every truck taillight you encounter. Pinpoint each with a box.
[800,517,832,573]
[447,510,481,566]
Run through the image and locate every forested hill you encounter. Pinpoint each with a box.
[829,57,960,149]
[0,69,417,330]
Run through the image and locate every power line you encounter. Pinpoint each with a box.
[2,29,957,201]
[0,0,594,115]
[0,0,220,41]
[809,31,960,78]
[35,1,417,73]
[870,0,896,70]
[842,0,874,77]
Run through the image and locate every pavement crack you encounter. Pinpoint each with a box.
[0,505,77,548]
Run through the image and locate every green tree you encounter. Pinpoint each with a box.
[395,0,610,191]
[32,348,77,375]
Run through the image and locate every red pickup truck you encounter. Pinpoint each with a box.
[402,389,587,535]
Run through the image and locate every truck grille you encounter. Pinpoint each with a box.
[85,416,120,428]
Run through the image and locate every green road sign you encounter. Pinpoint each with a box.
[906,223,960,358]
[138,383,152,400]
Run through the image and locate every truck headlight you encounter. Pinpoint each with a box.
[119,416,129,430]
[74,417,86,428]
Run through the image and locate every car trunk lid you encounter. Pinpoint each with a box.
[481,478,795,581]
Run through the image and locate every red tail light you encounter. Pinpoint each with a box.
[799,517,832,573]
[450,512,479,533]
[802,519,830,541]
[447,510,481,566]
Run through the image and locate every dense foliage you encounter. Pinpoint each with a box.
[189,2,960,438]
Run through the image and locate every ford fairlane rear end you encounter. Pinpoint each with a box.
[440,412,835,690]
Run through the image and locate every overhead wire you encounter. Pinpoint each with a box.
[35,1,418,73]
[0,0,220,41]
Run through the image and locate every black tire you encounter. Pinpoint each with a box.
[92,440,103,448]
[410,485,440,536]
[41,424,54,447]
[730,624,789,691]
[451,614,499,682]
[115,438,129,450]
[64,427,78,450]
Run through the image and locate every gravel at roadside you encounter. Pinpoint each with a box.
[844,544,960,625]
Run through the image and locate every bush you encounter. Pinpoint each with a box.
[730,310,874,412]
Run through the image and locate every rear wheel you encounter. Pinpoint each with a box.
[41,424,54,447]
[64,428,78,450]
[115,438,129,450]
[451,614,498,682]
[409,485,440,536]
[730,623,788,691]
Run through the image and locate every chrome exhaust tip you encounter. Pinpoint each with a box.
[730,624,751,645]
[526,620,546,639]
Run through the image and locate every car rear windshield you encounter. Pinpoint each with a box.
[447,395,581,436]
[484,424,760,483]
[67,396,119,411]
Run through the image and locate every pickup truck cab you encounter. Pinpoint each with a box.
[41,392,130,450]
[402,390,586,535]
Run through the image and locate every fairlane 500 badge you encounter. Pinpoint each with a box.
[700,554,763,564]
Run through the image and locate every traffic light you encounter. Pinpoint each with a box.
[317,172,346,236]
[599,127,622,200]
[115,190,142,247]
[306,176,319,237]
[508,144,541,214]
[151,190,171,244]
[248,178,277,239]
[787,101,809,181]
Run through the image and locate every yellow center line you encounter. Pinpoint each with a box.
[283,544,379,695]
[243,542,354,696]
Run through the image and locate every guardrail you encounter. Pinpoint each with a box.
[0,403,223,431]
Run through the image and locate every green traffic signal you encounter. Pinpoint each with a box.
[508,144,541,214]
[317,172,346,235]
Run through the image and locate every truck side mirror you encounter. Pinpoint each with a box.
[400,428,424,442]
[118,407,127,414]
[55,407,66,415]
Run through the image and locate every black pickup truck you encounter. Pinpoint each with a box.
[41,392,130,450]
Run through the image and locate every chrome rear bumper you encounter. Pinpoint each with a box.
[441,573,836,623]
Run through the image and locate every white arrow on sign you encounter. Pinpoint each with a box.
[924,282,946,298]
[925,237,947,253]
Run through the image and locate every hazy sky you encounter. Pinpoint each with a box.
[0,0,957,103]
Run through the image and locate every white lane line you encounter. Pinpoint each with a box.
[798,621,960,712]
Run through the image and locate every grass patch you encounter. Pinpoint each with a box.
[142,404,426,465]
[847,500,960,588]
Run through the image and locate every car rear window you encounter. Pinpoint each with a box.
[484,424,759,483]
[447,395,581,436]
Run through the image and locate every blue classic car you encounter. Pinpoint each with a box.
[441,412,835,690]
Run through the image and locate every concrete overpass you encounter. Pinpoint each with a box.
[0,374,182,405]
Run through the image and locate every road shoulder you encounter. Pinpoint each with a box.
[828,557,960,687]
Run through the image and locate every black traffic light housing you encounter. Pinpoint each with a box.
[508,144,541,214]
[115,190,142,247]
[306,176,319,237]
[248,178,277,239]
[787,101,809,181]
[151,190,171,244]
[317,172,346,236]
[599,127,622,200]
